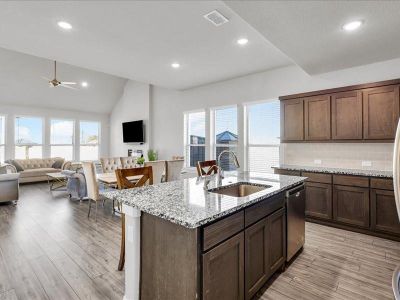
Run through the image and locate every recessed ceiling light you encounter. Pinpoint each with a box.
[57,21,72,30]
[237,38,248,45]
[342,20,363,31]
[171,63,180,69]
[81,81,88,87]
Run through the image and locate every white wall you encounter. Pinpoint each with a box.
[109,81,150,157]
[0,103,109,161]
[150,57,400,170]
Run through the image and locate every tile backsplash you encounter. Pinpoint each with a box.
[281,143,394,171]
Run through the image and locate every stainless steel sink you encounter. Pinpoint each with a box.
[209,183,271,197]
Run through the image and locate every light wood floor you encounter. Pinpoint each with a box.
[0,183,398,300]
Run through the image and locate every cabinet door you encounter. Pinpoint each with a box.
[371,189,400,235]
[305,182,332,220]
[331,91,363,140]
[268,208,286,274]
[363,85,400,139]
[203,232,244,300]
[333,185,369,228]
[304,95,331,140]
[281,99,304,141]
[245,219,269,300]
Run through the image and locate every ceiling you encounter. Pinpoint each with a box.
[225,1,400,75]
[0,1,291,90]
[0,47,126,114]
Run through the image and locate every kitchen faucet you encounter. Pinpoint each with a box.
[216,150,240,185]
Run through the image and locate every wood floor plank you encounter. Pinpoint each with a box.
[0,289,17,300]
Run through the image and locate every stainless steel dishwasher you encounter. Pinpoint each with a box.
[286,184,305,262]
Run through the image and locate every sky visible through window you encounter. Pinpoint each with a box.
[188,112,205,139]
[80,121,100,144]
[51,119,74,144]
[248,101,280,144]
[215,107,237,141]
[15,117,42,144]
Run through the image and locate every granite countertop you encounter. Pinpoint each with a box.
[272,164,393,178]
[102,171,306,229]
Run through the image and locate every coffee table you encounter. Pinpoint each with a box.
[46,172,67,191]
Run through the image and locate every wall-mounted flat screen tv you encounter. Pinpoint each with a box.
[122,120,145,143]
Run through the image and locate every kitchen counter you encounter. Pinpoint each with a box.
[102,171,306,228]
[273,164,393,178]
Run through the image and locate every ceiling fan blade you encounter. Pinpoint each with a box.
[60,82,77,85]
[60,83,77,90]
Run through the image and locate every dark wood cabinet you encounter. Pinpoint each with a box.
[331,91,363,140]
[281,99,304,141]
[371,189,400,235]
[274,168,301,176]
[203,232,244,300]
[305,182,332,220]
[245,218,268,300]
[363,85,400,139]
[304,95,331,140]
[244,208,285,300]
[333,185,369,228]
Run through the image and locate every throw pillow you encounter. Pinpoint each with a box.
[11,160,24,172]
[52,159,64,169]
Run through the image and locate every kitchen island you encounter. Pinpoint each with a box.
[103,171,306,300]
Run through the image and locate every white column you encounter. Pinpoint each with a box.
[122,204,141,300]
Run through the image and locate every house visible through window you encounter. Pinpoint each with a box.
[50,119,74,160]
[213,106,238,171]
[0,116,5,163]
[15,116,43,159]
[247,101,280,173]
[80,121,100,161]
[184,111,206,167]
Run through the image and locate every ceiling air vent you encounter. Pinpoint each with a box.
[203,10,229,27]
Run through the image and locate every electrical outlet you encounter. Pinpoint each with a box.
[362,161,372,167]
[314,159,322,165]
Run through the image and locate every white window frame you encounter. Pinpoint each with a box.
[14,115,44,159]
[50,118,75,160]
[79,120,101,161]
[245,100,280,173]
[211,105,239,162]
[0,115,6,162]
[183,109,206,168]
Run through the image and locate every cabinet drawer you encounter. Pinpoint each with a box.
[274,169,301,176]
[203,211,244,251]
[302,172,332,184]
[370,178,393,190]
[333,175,369,188]
[245,193,285,227]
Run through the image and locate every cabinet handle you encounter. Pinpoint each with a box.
[295,192,300,197]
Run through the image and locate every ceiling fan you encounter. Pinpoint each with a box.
[42,61,77,89]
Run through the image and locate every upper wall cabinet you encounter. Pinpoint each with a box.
[280,99,304,141]
[363,85,400,140]
[304,95,331,140]
[331,91,363,140]
[279,79,400,142]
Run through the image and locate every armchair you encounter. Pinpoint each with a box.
[0,164,20,204]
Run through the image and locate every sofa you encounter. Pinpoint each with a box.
[0,164,20,203]
[6,157,71,183]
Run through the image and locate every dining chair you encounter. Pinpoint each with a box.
[196,160,218,177]
[82,161,105,222]
[100,157,121,173]
[165,159,184,182]
[115,166,153,271]
[144,160,166,184]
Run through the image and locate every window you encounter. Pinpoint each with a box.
[50,119,74,160]
[0,116,5,163]
[247,101,280,173]
[15,116,43,159]
[184,111,206,167]
[213,106,238,171]
[80,121,100,161]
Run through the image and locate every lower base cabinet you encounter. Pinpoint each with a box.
[371,189,400,234]
[333,185,369,228]
[203,208,286,300]
[203,232,244,300]
[305,182,332,220]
